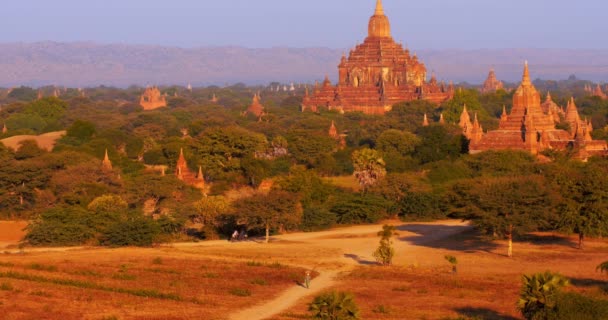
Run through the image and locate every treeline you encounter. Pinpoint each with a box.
[0,84,607,247]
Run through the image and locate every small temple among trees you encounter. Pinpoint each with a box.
[302,0,453,115]
[461,62,607,159]
[139,86,167,110]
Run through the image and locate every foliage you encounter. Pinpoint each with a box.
[309,290,360,320]
[415,125,467,164]
[547,292,608,320]
[352,148,386,189]
[517,271,569,320]
[329,193,389,224]
[101,217,162,247]
[373,225,396,266]
[597,261,608,275]
[301,205,336,232]
[231,190,302,242]
[25,207,96,246]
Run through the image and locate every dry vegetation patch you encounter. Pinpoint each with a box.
[0,248,306,320]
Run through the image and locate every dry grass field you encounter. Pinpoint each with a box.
[1,221,607,320]
[0,131,66,151]
[0,221,28,249]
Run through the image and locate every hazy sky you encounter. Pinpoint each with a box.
[2,0,607,49]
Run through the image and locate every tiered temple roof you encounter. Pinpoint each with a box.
[464,62,607,159]
[139,86,167,110]
[247,93,265,118]
[480,69,504,93]
[302,0,453,115]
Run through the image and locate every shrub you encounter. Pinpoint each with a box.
[547,291,608,319]
[373,225,396,266]
[0,282,13,291]
[309,290,359,320]
[301,205,336,232]
[101,218,161,247]
[229,288,251,297]
[25,207,96,246]
[330,193,389,224]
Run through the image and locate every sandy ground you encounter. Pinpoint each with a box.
[0,221,28,249]
[0,130,66,151]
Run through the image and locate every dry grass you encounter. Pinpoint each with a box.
[0,131,66,151]
[270,232,608,320]
[0,248,306,320]
[323,176,361,191]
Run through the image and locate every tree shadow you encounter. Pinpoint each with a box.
[569,277,608,292]
[520,233,578,248]
[456,307,520,320]
[397,224,500,254]
[343,253,378,266]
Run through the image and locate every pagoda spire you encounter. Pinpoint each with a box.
[375,0,384,15]
[102,149,112,171]
[2,123,6,134]
[439,113,445,125]
[522,60,531,86]
[197,166,204,181]
[422,114,429,127]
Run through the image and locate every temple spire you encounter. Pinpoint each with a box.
[102,149,113,171]
[422,114,429,127]
[522,60,531,85]
[197,166,204,181]
[375,0,384,15]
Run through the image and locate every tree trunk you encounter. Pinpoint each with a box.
[507,224,513,258]
[265,223,269,244]
[579,233,584,250]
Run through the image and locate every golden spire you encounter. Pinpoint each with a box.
[422,114,429,127]
[375,0,384,15]
[197,166,204,181]
[102,149,112,171]
[522,60,531,85]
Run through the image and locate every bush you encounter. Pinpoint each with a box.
[25,207,96,246]
[330,194,389,224]
[101,218,161,247]
[547,292,608,320]
[309,290,359,320]
[301,205,336,231]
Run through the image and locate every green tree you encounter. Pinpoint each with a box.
[309,291,359,320]
[450,175,557,257]
[517,272,569,320]
[352,148,386,189]
[232,190,302,243]
[373,225,396,266]
[66,120,97,143]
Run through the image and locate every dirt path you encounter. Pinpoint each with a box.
[229,268,345,320]
[226,220,471,320]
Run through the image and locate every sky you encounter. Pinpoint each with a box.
[1,0,607,49]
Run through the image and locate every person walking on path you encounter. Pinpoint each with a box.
[304,271,311,289]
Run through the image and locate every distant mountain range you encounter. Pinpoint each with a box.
[1,42,608,88]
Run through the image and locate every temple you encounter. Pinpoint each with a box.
[480,69,504,93]
[139,86,167,110]
[463,62,607,159]
[175,148,206,190]
[302,0,453,115]
[246,93,265,118]
[328,121,346,149]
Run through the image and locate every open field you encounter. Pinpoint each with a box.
[0,221,607,320]
[0,221,28,249]
[0,131,66,151]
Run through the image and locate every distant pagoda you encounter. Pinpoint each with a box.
[139,86,167,110]
[480,69,504,93]
[302,0,453,115]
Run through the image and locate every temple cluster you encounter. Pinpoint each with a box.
[461,62,607,158]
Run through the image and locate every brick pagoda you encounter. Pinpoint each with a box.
[480,69,504,93]
[302,0,453,115]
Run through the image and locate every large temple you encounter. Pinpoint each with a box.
[480,69,504,93]
[301,0,453,115]
[462,62,607,158]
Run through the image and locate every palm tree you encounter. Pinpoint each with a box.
[597,261,608,275]
[309,291,360,320]
[517,271,569,320]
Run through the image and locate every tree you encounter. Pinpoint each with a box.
[373,225,396,266]
[352,148,386,190]
[555,161,608,249]
[66,120,97,142]
[193,196,229,226]
[517,272,569,320]
[232,190,302,243]
[450,175,557,257]
[309,291,359,320]
[597,261,608,275]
